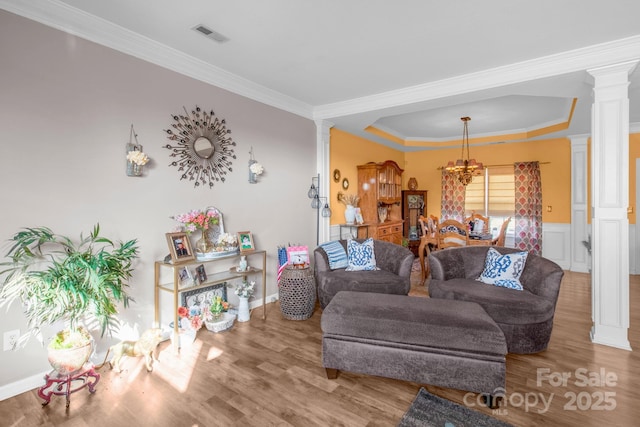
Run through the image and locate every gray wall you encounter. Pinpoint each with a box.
[0,10,316,391]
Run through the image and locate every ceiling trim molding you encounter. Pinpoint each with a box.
[0,0,314,119]
[2,0,638,127]
[313,36,640,120]
[367,98,576,147]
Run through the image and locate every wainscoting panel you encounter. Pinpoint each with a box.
[542,223,571,270]
[630,224,637,275]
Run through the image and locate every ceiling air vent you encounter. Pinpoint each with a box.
[193,24,229,43]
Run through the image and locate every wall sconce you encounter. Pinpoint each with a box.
[248,147,264,183]
[308,174,331,244]
[126,124,149,177]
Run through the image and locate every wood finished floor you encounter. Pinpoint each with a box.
[1,266,639,427]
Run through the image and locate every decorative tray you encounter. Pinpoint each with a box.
[197,249,239,261]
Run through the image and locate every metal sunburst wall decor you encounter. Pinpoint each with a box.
[163,106,236,188]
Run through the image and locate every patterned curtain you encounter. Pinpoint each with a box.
[514,162,542,255]
[440,170,466,222]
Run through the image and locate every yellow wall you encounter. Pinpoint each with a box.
[330,128,404,224]
[331,131,573,224]
[403,138,572,223]
[332,130,640,226]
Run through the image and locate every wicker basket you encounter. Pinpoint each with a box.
[279,266,316,320]
[204,312,236,333]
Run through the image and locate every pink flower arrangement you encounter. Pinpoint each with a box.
[173,208,220,233]
[178,305,203,331]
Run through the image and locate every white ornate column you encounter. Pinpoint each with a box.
[588,60,638,350]
[570,135,590,273]
[315,120,334,244]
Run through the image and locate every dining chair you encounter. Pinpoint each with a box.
[428,214,439,234]
[418,215,439,282]
[437,219,469,249]
[465,211,490,234]
[492,216,511,247]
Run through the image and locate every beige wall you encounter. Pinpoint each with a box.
[0,10,316,386]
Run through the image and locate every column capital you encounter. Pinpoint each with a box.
[588,59,639,79]
[569,134,589,147]
[314,119,334,133]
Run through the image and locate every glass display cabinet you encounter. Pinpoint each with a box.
[357,160,404,244]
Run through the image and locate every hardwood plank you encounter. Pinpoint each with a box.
[0,269,638,426]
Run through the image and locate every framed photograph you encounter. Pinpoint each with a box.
[238,231,255,253]
[287,245,309,268]
[179,266,194,288]
[195,264,207,284]
[355,207,364,225]
[181,283,227,309]
[166,232,195,263]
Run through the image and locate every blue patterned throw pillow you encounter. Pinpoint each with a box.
[477,247,528,290]
[319,240,348,270]
[345,238,378,271]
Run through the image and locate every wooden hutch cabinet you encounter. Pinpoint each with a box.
[357,160,404,245]
[402,190,428,255]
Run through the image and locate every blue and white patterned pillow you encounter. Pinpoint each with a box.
[477,247,528,290]
[345,238,378,271]
[319,240,348,270]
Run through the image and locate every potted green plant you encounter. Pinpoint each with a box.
[0,224,139,374]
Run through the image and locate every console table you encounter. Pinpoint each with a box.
[154,250,267,349]
[339,223,370,239]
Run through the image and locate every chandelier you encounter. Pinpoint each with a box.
[445,116,484,186]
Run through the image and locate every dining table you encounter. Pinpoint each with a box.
[419,231,493,282]
[467,233,493,246]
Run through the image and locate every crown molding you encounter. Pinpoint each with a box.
[313,35,640,120]
[0,0,314,119]
[3,0,639,125]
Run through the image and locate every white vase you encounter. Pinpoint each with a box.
[237,296,250,322]
[248,159,257,184]
[238,255,248,272]
[344,205,356,225]
[171,329,196,349]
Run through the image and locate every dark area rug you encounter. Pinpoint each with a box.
[398,388,515,427]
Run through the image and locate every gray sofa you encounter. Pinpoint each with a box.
[428,246,564,354]
[313,239,414,309]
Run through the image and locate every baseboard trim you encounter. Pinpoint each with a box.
[0,370,48,401]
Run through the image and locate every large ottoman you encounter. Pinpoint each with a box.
[321,291,507,405]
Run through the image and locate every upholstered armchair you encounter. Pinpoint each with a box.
[428,246,564,353]
[314,239,414,309]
